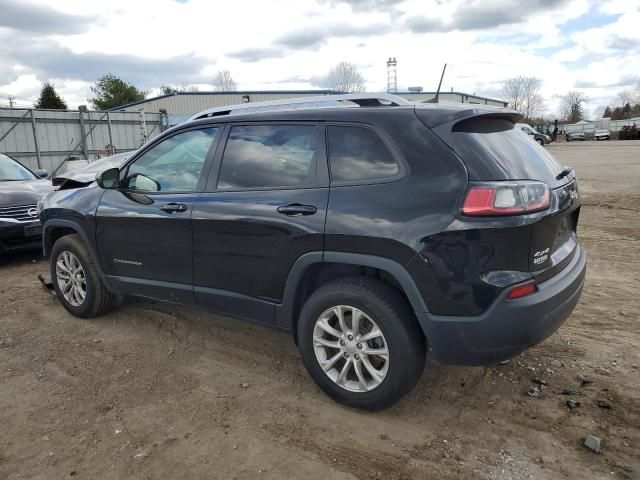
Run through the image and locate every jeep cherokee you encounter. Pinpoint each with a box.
[39,94,586,410]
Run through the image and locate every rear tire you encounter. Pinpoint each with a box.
[536,138,544,146]
[297,277,426,411]
[50,234,117,318]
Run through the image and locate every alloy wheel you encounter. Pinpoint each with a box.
[55,251,87,307]
[313,305,389,393]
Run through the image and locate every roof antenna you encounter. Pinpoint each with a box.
[427,63,447,104]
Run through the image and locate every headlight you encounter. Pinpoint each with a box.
[37,200,44,215]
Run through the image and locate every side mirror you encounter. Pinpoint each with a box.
[96,167,120,189]
[34,169,48,178]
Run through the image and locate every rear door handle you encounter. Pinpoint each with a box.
[160,203,188,213]
[277,204,318,216]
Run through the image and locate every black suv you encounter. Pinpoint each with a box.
[40,95,586,410]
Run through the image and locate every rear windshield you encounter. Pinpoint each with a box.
[451,118,566,187]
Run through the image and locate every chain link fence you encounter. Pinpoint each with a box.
[0,107,167,175]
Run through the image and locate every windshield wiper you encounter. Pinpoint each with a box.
[556,167,573,181]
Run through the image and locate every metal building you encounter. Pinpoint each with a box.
[111,90,340,125]
[396,91,507,107]
[110,89,507,125]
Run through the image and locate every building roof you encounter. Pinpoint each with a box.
[110,89,506,111]
[395,91,506,103]
[109,90,341,111]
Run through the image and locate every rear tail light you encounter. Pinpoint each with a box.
[462,181,550,216]
[507,282,538,300]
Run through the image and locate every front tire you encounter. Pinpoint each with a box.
[50,234,117,318]
[297,277,426,411]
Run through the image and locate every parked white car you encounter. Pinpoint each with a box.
[594,129,610,141]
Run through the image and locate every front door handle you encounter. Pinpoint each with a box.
[160,203,188,213]
[277,204,318,216]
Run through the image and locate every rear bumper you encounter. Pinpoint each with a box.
[0,221,43,254]
[417,245,586,365]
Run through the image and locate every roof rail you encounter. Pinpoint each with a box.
[187,93,411,122]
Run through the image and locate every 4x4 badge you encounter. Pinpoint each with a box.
[533,248,550,265]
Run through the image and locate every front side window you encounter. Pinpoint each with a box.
[217,125,316,189]
[126,128,218,192]
[327,126,399,182]
[0,154,36,181]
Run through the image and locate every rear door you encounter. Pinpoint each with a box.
[191,123,329,324]
[96,126,220,303]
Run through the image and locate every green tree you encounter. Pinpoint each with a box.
[611,106,624,120]
[34,82,67,109]
[89,73,146,110]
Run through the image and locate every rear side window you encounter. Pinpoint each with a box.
[327,126,399,182]
[451,117,565,187]
[217,125,316,189]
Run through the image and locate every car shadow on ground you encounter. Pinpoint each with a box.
[0,249,45,268]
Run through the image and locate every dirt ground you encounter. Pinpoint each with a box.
[1,141,639,480]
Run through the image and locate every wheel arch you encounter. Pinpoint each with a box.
[276,251,430,341]
[43,219,116,293]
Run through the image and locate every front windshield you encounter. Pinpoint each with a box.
[0,154,36,181]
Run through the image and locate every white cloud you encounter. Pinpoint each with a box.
[0,0,638,118]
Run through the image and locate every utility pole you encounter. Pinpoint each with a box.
[8,96,15,108]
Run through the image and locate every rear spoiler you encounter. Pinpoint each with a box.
[414,104,522,129]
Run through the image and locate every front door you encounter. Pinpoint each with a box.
[96,126,220,303]
[191,123,329,323]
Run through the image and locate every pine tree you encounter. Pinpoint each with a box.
[34,82,68,109]
[89,74,146,110]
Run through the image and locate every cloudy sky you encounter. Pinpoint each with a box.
[0,0,638,117]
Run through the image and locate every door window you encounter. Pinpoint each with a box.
[327,126,399,182]
[126,128,218,192]
[217,125,317,189]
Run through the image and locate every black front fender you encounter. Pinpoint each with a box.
[43,219,116,293]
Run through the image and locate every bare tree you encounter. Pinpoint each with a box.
[501,76,544,121]
[325,62,366,93]
[212,70,237,91]
[502,77,524,113]
[556,90,588,122]
[592,105,607,119]
[617,88,634,108]
[160,83,199,95]
[180,82,199,92]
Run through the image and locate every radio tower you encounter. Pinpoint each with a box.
[386,57,397,93]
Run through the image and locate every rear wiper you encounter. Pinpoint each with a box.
[556,167,573,181]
